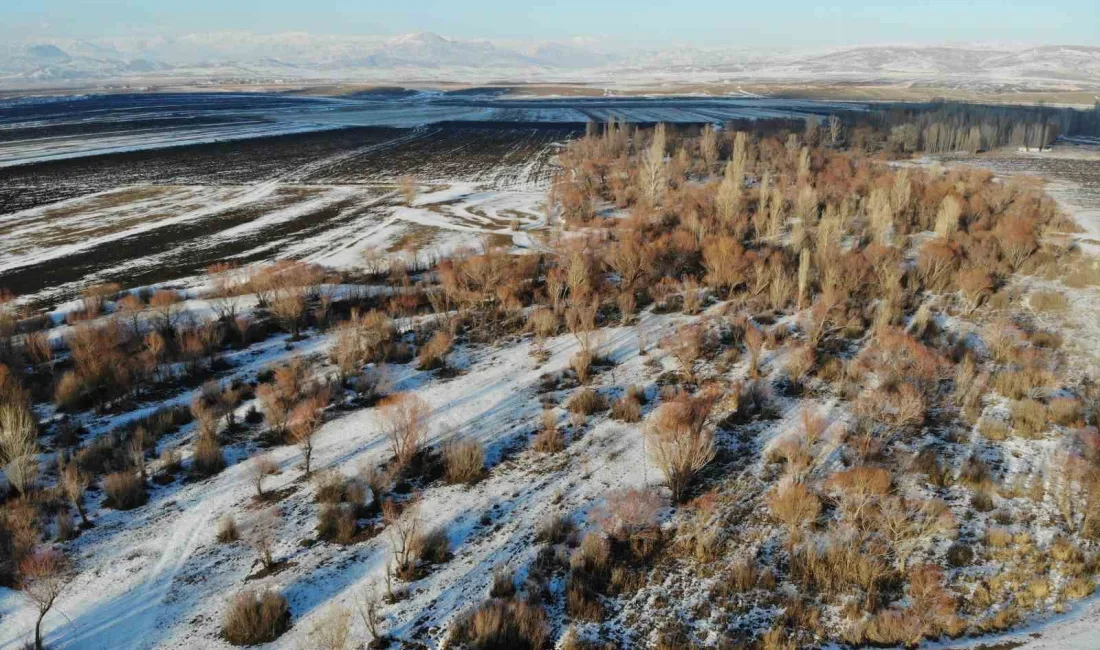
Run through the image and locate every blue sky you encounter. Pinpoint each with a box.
[3,0,1096,46]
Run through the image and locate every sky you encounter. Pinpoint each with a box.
[2,0,1096,48]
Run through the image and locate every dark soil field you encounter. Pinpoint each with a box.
[0,122,581,304]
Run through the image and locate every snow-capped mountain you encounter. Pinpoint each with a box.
[1,32,1098,87]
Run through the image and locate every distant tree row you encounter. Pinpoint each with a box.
[853,100,1100,154]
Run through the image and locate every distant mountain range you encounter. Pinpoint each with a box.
[2,32,1098,88]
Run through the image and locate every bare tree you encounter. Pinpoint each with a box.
[826,114,844,147]
[19,547,70,650]
[358,582,388,644]
[639,123,668,207]
[699,123,719,173]
[0,402,38,496]
[290,391,330,477]
[398,175,418,206]
[645,389,720,502]
[59,458,91,527]
[250,454,279,499]
[383,497,423,580]
[242,508,281,571]
[378,393,431,468]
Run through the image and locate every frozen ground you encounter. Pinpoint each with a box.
[930,140,1100,650]
[0,122,574,307]
[0,294,686,649]
[4,115,1100,650]
[0,92,861,168]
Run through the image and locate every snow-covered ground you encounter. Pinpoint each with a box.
[0,297,686,649]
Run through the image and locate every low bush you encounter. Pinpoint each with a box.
[567,388,607,415]
[103,472,147,510]
[217,514,239,543]
[1011,399,1048,438]
[610,387,644,423]
[532,411,563,454]
[1028,289,1068,312]
[192,434,227,477]
[535,513,574,545]
[222,589,291,646]
[449,597,549,650]
[317,503,358,544]
[418,330,453,370]
[443,437,485,484]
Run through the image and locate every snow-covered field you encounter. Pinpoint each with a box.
[0,122,573,307]
[0,92,859,168]
[5,107,1100,650]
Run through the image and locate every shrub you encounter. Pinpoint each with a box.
[858,608,924,647]
[450,597,549,650]
[418,330,453,370]
[1049,397,1083,426]
[217,514,239,543]
[310,605,352,650]
[570,351,593,384]
[419,527,451,565]
[313,469,351,504]
[645,389,719,502]
[379,393,431,468]
[490,566,516,598]
[978,417,1010,441]
[986,526,1014,548]
[1065,577,1095,600]
[317,503,358,544]
[1011,399,1048,438]
[222,589,291,646]
[610,392,642,422]
[192,433,227,477]
[533,410,563,454]
[1028,289,1068,312]
[103,472,147,510]
[535,513,574,545]
[567,388,607,415]
[767,480,821,537]
[993,367,1053,400]
[159,448,183,474]
[566,534,611,621]
[443,437,485,485]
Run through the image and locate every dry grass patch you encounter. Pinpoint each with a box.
[223,588,291,646]
[443,437,486,484]
[450,597,549,650]
[1028,289,1068,312]
[567,388,608,415]
[103,471,147,510]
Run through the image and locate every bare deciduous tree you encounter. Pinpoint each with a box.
[250,453,279,499]
[378,393,431,468]
[0,402,38,496]
[645,388,720,502]
[290,391,330,477]
[19,547,70,650]
[59,458,91,527]
[242,508,281,571]
[398,175,418,206]
[699,123,719,173]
